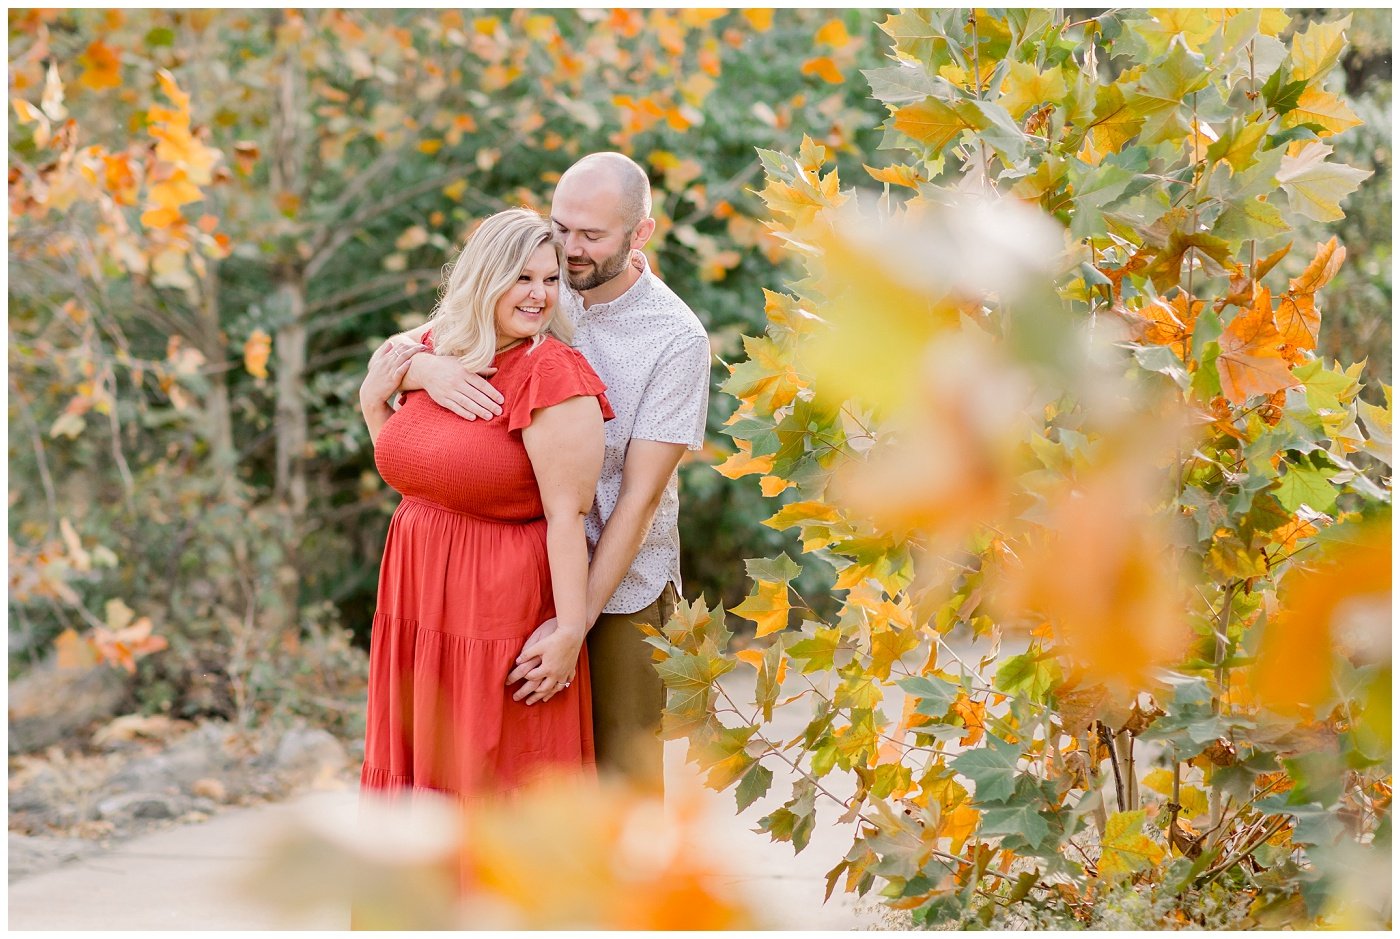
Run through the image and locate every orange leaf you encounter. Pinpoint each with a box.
[734,648,765,670]
[950,694,986,746]
[742,9,775,31]
[78,40,122,91]
[892,98,967,150]
[55,628,99,670]
[814,19,852,48]
[1275,291,1319,351]
[759,475,791,497]
[938,804,981,855]
[1254,521,1390,712]
[800,56,845,84]
[714,441,774,479]
[1288,237,1346,294]
[244,329,272,380]
[1217,286,1300,405]
[149,172,204,209]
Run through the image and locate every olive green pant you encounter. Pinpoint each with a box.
[586,582,677,794]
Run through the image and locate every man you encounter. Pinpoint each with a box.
[387,152,710,793]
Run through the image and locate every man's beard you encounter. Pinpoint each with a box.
[566,240,632,292]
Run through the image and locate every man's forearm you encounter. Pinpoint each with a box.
[584,492,662,627]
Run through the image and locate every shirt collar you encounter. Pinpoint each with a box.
[571,250,652,316]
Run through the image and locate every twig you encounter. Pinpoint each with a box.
[1098,722,1125,813]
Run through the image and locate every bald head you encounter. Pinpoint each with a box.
[556,152,652,231]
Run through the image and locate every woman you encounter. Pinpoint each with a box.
[357,208,612,796]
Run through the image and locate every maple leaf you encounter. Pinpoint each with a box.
[1285,88,1363,137]
[998,61,1067,120]
[1276,141,1372,223]
[862,163,924,190]
[714,440,774,480]
[730,581,792,638]
[1098,810,1165,879]
[892,96,968,150]
[1216,285,1300,405]
[950,694,986,747]
[936,804,980,855]
[1289,13,1353,82]
[77,40,122,91]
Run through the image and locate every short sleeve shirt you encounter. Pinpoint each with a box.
[561,255,710,615]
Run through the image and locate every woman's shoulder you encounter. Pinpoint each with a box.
[525,335,597,375]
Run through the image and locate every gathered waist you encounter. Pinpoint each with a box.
[396,495,543,527]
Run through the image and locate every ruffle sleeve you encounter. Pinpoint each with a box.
[508,341,615,433]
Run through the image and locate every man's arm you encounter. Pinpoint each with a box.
[380,322,504,421]
[507,439,685,694]
[582,439,687,625]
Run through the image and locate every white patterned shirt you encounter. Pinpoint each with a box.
[561,255,710,615]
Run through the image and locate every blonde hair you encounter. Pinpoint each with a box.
[429,209,572,370]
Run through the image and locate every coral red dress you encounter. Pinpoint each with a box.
[360,333,613,797]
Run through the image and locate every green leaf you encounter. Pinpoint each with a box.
[1212,196,1289,242]
[1260,65,1306,115]
[979,798,1052,850]
[899,674,958,716]
[993,651,1059,700]
[758,777,818,853]
[736,762,774,812]
[951,734,1022,804]
[1276,141,1373,223]
[744,552,802,583]
[1275,461,1338,514]
[787,625,843,673]
[951,98,1027,162]
[862,64,948,104]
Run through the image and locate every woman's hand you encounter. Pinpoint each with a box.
[517,624,584,706]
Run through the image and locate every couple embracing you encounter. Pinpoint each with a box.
[357,152,709,799]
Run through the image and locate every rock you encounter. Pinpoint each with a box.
[8,833,94,883]
[8,661,131,754]
[96,791,188,822]
[272,726,350,785]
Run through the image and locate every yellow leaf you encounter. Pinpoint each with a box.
[395,225,429,251]
[442,179,467,201]
[1141,768,1209,818]
[814,19,851,48]
[892,97,968,150]
[937,804,980,855]
[1288,236,1346,295]
[417,138,443,155]
[762,500,841,531]
[734,649,765,670]
[759,475,791,497]
[139,205,183,230]
[1290,14,1352,82]
[244,329,272,379]
[1099,810,1166,879]
[149,172,204,209]
[742,9,775,31]
[714,441,774,480]
[1286,88,1363,137]
[998,61,1067,120]
[1146,9,1217,51]
[730,581,792,638]
[863,163,925,190]
[523,14,556,40]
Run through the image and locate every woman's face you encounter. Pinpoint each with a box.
[493,242,560,346]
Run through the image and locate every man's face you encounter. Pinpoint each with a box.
[550,179,634,292]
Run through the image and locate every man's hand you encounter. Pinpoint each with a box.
[407,353,503,421]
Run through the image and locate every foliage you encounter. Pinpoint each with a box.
[7,9,889,720]
[653,8,1391,928]
[248,776,757,929]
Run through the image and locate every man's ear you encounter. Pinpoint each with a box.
[631,216,657,249]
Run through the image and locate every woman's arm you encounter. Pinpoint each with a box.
[520,393,605,703]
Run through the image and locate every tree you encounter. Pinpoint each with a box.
[654,9,1391,928]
